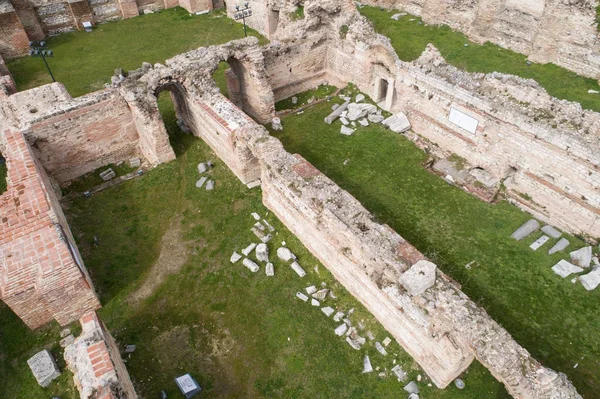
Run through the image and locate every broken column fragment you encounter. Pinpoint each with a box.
[399,260,437,296]
[549,238,569,254]
[511,219,540,240]
[324,100,350,124]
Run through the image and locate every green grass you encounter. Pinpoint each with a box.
[289,5,305,21]
[7,8,267,98]
[360,7,600,113]
[269,87,600,398]
[57,93,510,398]
[0,303,79,399]
[275,84,338,111]
[61,162,137,196]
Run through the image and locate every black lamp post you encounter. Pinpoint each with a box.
[234,2,252,37]
[29,41,56,83]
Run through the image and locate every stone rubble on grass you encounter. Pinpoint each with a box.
[230,251,242,263]
[375,341,388,356]
[296,292,309,302]
[362,355,373,373]
[541,225,562,239]
[408,394,419,399]
[60,328,71,338]
[129,158,141,168]
[382,112,411,133]
[195,176,207,188]
[312,288,329,300]
[242,258,259,273]
[346,336,362,350]
[341,125,355,136]
[333,311,345,322]
[382,337,392,346]
[271,117,283,131]
[570,246,592,268]
[324,100,350,124]
[255,243,269,262]
[391,12,405,20]
[321,307,335,317]
[355,94,365,103]
[368,113,384,123]
[125,344,137,353]
[511,219,540,240]
[359,118,369,126]
[251,212,260,221]
[262,219,275,232]
[551,260,583,278]
[335,323,348,336]
[197,162,208,173]
[340,116,349,126]
[455,378,466,389]
[59,335,74,348]
[291,261,306,277]
[254,221,265,231]
[292,96,298,104]
[399,260,437,296]
[530,235,550,250]
[260,233,272,243]
[27,350,61,387]
[242,243,257,256]
[205,180,215,191]
[580,268,600,291]
[277,247,295,261]
[265,262,274,276]
[391,365,407,381]
[332,103,340,111]
[306,285,317,295]
[404,381,419,394]
[549,237,570,254]
[311,299,320,306]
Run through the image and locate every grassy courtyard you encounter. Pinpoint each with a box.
[269,87,599,398]
[360,6,600,113]
[58,94,509,398]
[6,7,266,97]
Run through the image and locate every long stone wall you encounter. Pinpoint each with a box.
[360,0,600,80]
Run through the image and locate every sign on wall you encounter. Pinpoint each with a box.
[448,107,479,134]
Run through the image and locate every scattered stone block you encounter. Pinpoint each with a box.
[391,365,407,381]
[306,286,317,294]
[530,235,550,250]
[333,311,344,322]
[247,180,261,189]
[341,125,355,136]
[580,268,600,291]
[312,288,329,300]
[205,180,214,191]
[570,246,592,268]
[260,233,272,243]
[368,114,384,123]
[346,336,361,350]
[251,212,260,221]
[332,103,340,111]
[382,112,411,133]
[541,225,562,239]
[359,118,369,126]
[375,341,388,356]
[321,307,334,317]
[549,237,569,254]
[355,94,365,103]
[552,260,583,278]
[59,335,74,348]
[265,262,274,276]
[255,243,269,262]
[347,103,369,121]
[242,243,256,256]
[277,247,295,261]
[382,337,392,346]
[99,168,116,181]
[175,374,202,398]
[230,251,242,263]
[291,261,306,277]
[324,100,349,124]
[340,117,349,126]
[455,378,465,389]
[408,394,419,399]
[511,219,540,240]
[296,292,309,302]
[129,158,141,168]
[404,381,419,394]
[362,355,373,373]
[271,117,283,131]
[311,299,320,306]
[391,13,403,20]
[334,323,348,336]
[292,96,298,104]
[254,221,265,231]
[195,176,207,188]
[197,162,208,173]
[242,258,259,273]
[60,328,71,338]
[399,260,437,296]
[125,344,136,353]
[262,219,275,232]
[27,350,61,387]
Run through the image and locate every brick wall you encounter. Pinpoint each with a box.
[0,5,31,58]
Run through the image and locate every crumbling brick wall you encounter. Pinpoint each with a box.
[0,1,31,58]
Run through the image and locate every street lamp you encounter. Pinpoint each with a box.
[234,2,252,37]
[29,41,56,83]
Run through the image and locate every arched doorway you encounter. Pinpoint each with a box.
[154,81,194,157]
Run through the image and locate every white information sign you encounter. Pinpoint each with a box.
[448,107,479,134]
[176,374,198,393]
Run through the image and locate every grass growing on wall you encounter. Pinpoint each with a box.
[0,156,6,194]
[360,6,600,113]
[7,7,267,98]
[270,87,600,398]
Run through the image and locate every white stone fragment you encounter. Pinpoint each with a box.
[312,288,329,300]
[195,176,207,188]
[399,260,437,296]
[333,311,345,322]
[382,112,411,133]
[321,307,335,317]
[27,350,60,387]
[230,251,242,263]
[580,268,600,291]
[265,262,274,276]
[255,243,269,262]
[340,116,349,125]
[254,221,265,231]
[260,233,272,243]
[205,180,214,191]
[391,365,407,381]
[355,94,365,103]
[359,118,369,126]
[296,292,309,302]
[197,162,208,173]
[382,337,392,346]
[368,113,384,123]
[530,235,550,250]
[362,355,373,373]
[311,299,320,306]
[341,125,355,136]
[277,247,295,261]
[552,260,583,278]
[375,341,388,356]
[570,246,593,268]
[549,237,570,254]
[251,212,261,221]
[262,219,275,232]
[242,258,259,273]
[511,219,540,240]
[404,381,419,394]
[541,225,562,239]
[306,285,317,294]
[291,261,306,277]
[334,323,348,336]
[346,337,361,350]
[242,243,257,256]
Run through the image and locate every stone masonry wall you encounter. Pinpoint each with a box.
[360,0,600,80]
[0,1,31,58]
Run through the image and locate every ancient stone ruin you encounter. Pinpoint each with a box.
[1,0,598,397]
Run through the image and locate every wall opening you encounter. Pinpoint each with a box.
[373,76,394,111]
[211,57,251,115]
[268,9,280,38]
[155,83,194,157]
